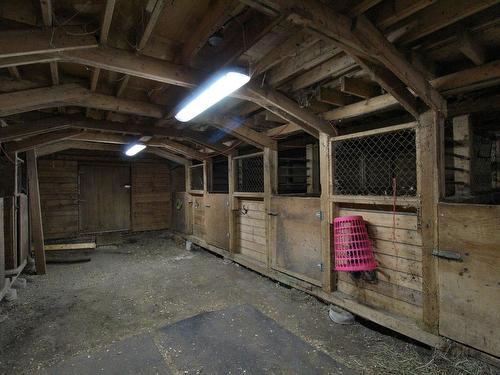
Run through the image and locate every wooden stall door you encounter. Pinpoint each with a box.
[235,199,267,266]
[271,197,322,285]
[205,194,229,250]
[172,192,191,234]
[192,195,205,239]
[438,203,500,357]
[79,165,131,233]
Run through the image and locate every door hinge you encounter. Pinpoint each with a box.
[318,262,323,271]
[432,249,463,262]
[315,210,323,220]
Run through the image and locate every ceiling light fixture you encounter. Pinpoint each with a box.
[175,70,250,122]
[124,143,146,156]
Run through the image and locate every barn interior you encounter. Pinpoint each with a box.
[0,0,499,374]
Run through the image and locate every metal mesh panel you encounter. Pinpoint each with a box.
[190,164,204,191]
[332,129,417,197]
[236,155,264,192]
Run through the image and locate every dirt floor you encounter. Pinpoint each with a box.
[0,231,496,375]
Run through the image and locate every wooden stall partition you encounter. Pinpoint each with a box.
[204,194,229,251]
[171,192,191,234]
[17,194,29,264]
[131,163,171,231]
[336,208,424,322]
[437,203,500,357]
[270,196,322,286]
[235,199,267,266]
[38,160,79,239]
[3,196,17,269]
[192,195,205,239]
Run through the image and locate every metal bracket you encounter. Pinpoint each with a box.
[315,210,323,220]
[432,249,463,262]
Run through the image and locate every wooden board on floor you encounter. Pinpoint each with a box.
[438,203,500,358]
[271,196,322,285]
[205,194,229,251]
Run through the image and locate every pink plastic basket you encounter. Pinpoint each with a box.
[333,215,377,272]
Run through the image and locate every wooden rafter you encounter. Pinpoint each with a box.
[4,129,83,153]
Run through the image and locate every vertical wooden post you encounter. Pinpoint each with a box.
[264,147,277,268]
[416,110,442,333]
[452,114,473,196]
[227,152,238,254]
[26,150,46,275]
[319,132,335,293]
[203,159,211,194]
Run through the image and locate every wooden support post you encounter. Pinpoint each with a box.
[452,114,473,196]
[203,159,211,194]
[319,132,335,292]
[227,152,237,254]
[26,150,46,274]
[264,147,277,268]
[416,110,443,333]
[306,143,320,194]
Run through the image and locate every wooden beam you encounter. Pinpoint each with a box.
[4,129,82,153]
[317,88,355,107]
[147,147,190,165]
[390,0,500,45]
[322,93,399,121]
[0,27,98,59]
[245,83,337,136]
[152,138,208,161]
[458,29,487,66]
[353,56,419,118]
[100,0,116,45]
[202,114,277,150]
[26,150,46,274]
[252,29,316,76]
[180,0,239,64]
[340,76,380,99]
[348,0,384,16]
[0,84,164,118]
[371,0,436,30]
[7,66,21,80]
[39,0,53,26]
[49,61,59,85]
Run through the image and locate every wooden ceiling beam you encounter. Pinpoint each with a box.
[0,84,164,118]
[179,0,240,64]
[39,0,53,26]
[389,0,500,45]
[458,29,487,66]
[340,76,380,99]
[201,114,277,150]
[4,129,82,153]
[317,88,355,107]
[0,27,97,59]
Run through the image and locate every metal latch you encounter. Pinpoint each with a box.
[315,210,323,220]
[432,250,463,262]
[318,262,323,271]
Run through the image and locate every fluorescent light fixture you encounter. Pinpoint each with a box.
[175,70,250,122]
[125,143,146,156]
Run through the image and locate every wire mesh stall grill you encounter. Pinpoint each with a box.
[189,164,204,191]
[332,128,417,197]
[235,152,264,193]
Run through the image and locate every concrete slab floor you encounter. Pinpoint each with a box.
[0,231,494,375]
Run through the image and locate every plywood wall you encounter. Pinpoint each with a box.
[336,208,423,322]
[131,163,171,231]
[38,160,79,239]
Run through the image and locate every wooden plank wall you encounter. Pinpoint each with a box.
[171,165,186,192]
[171,192,190,234]
[204,194,229,250]
[336,208,423,322]
[131,163,171,231]
[235,199,267,266]
[38,160,79,239]
[3,197,17,269]
[0,198,4,292]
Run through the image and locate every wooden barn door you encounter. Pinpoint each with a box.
[270,197,322,285]
[437,203,500,357]
[79,164,131,233]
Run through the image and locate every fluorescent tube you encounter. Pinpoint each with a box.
[125,143,146,156]
[175,71,250,122]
